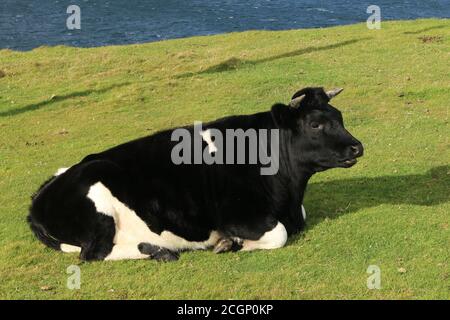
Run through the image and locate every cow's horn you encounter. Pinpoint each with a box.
[289,94,305,108]
[326,88,344,99]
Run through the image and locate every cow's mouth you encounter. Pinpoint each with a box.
[339,158,357,167]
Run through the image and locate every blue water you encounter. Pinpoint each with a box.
[1,0,449,51]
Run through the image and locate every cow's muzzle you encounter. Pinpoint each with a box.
[338,143,364,167]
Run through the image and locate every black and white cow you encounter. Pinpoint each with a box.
[28,87,363,262]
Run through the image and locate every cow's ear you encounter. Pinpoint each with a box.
[271,103,298,129]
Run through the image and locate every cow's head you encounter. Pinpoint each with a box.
[272,87,363,172]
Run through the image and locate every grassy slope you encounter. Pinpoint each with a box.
[0,19,448,299]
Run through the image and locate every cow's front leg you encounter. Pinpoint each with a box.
[213,237,243,253]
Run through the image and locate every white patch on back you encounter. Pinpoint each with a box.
[55,167,69,176]
[301,205,306,220]
[86,182,220,254]
[87,182,116,217]
[241,222,287,251]
[200,129,218,154]
[60,243,81,253]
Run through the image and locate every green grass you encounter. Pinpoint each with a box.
[0,19,449,300]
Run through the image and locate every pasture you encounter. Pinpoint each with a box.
[0,19,448,299]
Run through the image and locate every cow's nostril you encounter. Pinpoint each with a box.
[350,145,360,155]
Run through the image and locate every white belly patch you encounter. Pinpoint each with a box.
[87,182,219,251]
[241,221,287,251]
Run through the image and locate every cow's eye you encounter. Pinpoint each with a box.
[311,122,324,130]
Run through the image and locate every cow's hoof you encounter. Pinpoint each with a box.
[231,238,244,252]
[214,238,244,253]
[138,242,179,262]
[213,238,234,254]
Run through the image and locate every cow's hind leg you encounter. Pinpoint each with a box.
[83,179,152,262]
[138,243,179,262]
[79,206,152,261]
[79,214,116,261]
[105,244,149,261]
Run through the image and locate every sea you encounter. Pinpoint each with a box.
[0,0,449,50]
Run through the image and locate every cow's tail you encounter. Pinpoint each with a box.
[27,175,62,251]
[27,215,61,251]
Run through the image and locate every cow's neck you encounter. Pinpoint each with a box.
[281,131,313,181]
[267,165,313,212]
[244,112,314,203]
[281,168,312,201]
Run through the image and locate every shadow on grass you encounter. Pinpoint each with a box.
[302,165,450,232]
[177,37,371,78]
[403,25,447,35]
[0,82,130,117]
